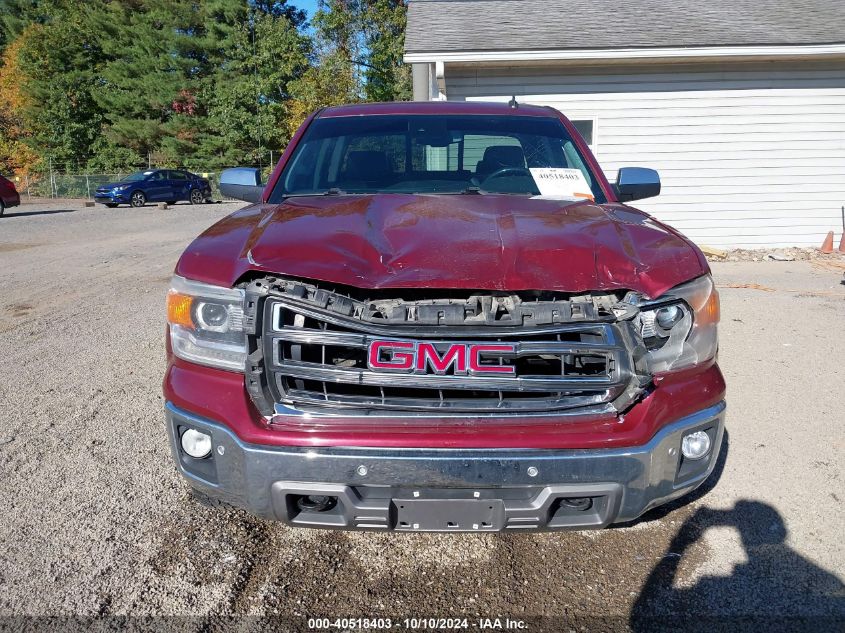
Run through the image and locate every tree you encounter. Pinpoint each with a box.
[0,29,39,175]
[0,0,412,176]
[90,0,210,167]
[250,0,306,26]
[0,0,65,51]
[308,0,410,103]
[199,1,311,168]
[13,3,108,171]
[285,3,360,138]
[360,0,410,102]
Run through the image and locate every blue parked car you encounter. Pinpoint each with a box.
[94,169,213,207]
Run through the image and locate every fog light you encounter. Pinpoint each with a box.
[181,428,212,458]
[681,430,711,460]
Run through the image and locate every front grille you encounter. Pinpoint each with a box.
[256,292,638,416]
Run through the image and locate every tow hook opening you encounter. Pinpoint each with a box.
[547,495,609,528]
[558,497,594,512]
[295,494,338,513]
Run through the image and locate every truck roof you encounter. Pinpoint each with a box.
[319,100,559,119]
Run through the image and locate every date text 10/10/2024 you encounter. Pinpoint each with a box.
[307,617,528,630]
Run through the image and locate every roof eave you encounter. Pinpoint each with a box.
[404,43,845,65]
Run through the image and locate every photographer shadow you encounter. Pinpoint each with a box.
[630,498,845,630]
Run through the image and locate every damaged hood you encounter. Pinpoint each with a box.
[176,193,708,299]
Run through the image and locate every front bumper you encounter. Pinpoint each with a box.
[166,401,726,531]
[94,192,127,203]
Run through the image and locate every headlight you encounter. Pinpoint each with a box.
[166,276,247,371]
[113,184,129,191]
[638,275,719,373]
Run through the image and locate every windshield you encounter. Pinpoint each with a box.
[269,114,606,203]
[122,171,152,182]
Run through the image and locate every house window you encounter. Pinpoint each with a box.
[571,119,595,150]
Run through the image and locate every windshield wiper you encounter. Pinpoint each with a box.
[283,187,348,198]
[445,187,535,196]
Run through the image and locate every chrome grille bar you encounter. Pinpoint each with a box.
[273,326,620,357]
[273,359,620,392]
[269,301,619,339]
[280,389,616,414]
[260,296,637,415]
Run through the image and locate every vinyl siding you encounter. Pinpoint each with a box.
[444,61,845,248]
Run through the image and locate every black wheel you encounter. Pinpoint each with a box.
[130,190,146,207]
[0,200,5,217]
[189,188,204,205]
[105,203,118,208]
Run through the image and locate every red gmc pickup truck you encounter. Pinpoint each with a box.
[164,101,725,531]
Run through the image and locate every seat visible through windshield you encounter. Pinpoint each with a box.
[272,114,604,202]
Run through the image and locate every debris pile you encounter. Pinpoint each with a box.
[701,247,845,263]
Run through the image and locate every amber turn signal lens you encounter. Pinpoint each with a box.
[698,290,720,325]
[167,291,195,329]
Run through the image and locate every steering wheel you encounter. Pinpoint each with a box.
[479,167,533,187]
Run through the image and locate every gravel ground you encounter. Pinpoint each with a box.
[0,200,843,630]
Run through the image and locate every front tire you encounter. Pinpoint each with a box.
[189,189,204,205]
[0,200,5,217]
[130,191,146,208]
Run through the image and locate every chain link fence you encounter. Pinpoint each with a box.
[15,170,237,201]
[12,164,277,201]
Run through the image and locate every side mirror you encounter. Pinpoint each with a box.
[219,168,264,203]
[614,167,660,202]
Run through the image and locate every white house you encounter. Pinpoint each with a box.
[404,0,845,249]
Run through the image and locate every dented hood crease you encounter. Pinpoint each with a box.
[176,194,708,299]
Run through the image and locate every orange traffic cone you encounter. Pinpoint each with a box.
[839,232,845,253]
[820,231,834,253]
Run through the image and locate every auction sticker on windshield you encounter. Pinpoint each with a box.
[529,168,594,200]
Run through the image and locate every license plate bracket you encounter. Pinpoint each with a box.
[393,498,505,531]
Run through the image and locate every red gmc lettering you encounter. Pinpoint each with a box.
[469,344,517,374]
[416,342,467,374]
[368,340,415,371]
[368,341,516,376]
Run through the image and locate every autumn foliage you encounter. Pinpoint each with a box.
[0,0,410,177]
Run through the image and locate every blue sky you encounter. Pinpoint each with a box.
[295,0,320,20]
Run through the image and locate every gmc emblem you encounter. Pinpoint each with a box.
[368,340,516,376]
